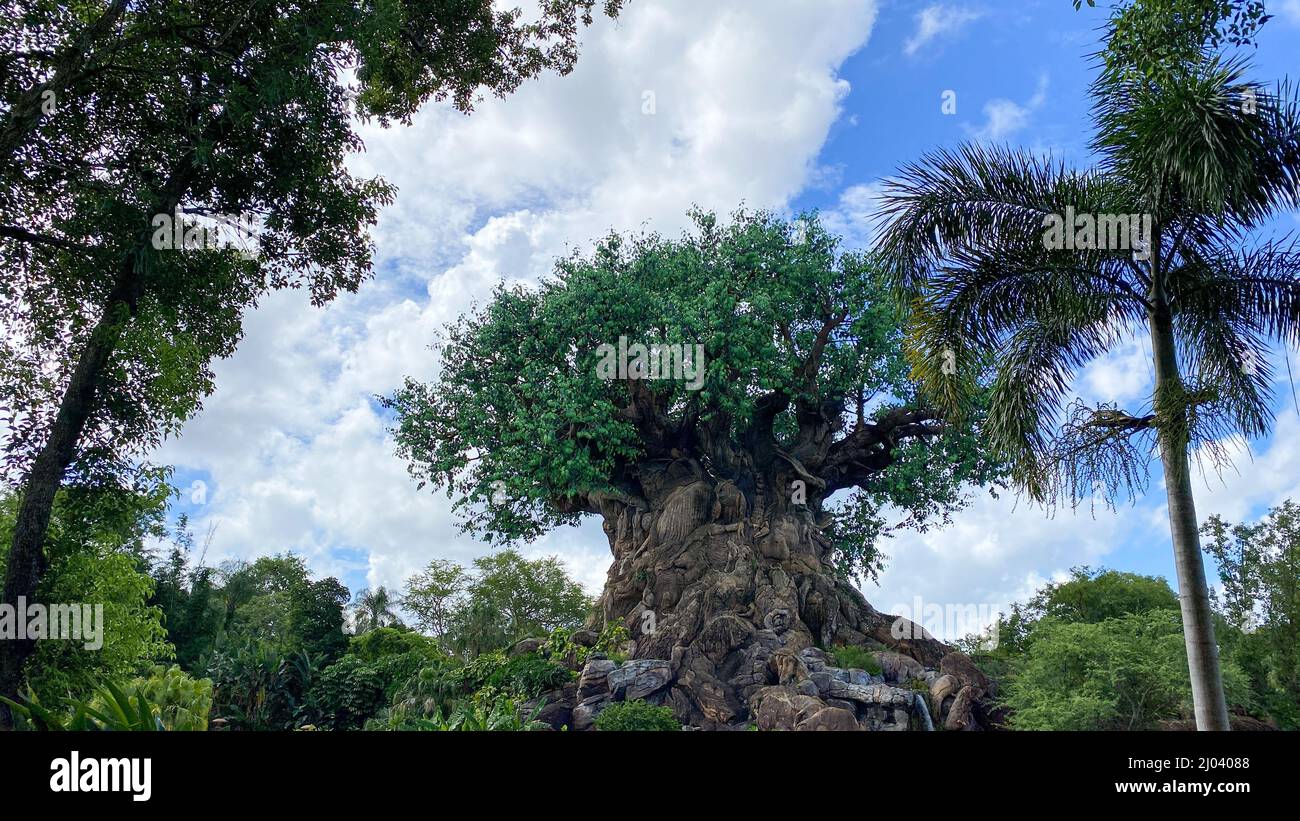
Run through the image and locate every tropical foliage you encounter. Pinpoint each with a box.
[594,699,680,731]
[876,0,1300,730]
[964,566,1271,730]
[1202,500,1300,728]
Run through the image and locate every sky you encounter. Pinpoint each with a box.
[155,0,1300,638]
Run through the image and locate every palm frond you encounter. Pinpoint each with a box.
[1093,56,1300,226]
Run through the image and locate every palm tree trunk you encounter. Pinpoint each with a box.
[1149,308,1231,731]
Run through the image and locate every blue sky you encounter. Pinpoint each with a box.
[156,0,1300,636]
[793,0,1300,594]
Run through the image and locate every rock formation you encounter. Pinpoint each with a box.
[522,645,992,731]
[523,460,999,730]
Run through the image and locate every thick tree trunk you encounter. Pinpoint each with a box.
[0,7,139,717]
[0,285,134,727]
[0,123,207,726]
[1149,310,1231,731]
[584,462,972,730]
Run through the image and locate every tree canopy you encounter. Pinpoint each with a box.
[387,210,999,579]
[0,0,623,483]
[0,0,622,718]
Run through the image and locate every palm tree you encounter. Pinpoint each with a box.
[876,2,1299,730]
[352,587,400,634]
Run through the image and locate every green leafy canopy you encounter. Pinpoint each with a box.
[387,209,1000,580]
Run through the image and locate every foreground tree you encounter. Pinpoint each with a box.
[876,0,1297,729]
[0,0,621,721]
[388,211,996,727]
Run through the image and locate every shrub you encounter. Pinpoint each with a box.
[348,626,442,662]
[830,645,882,675]
[373,693,546,731]
[449,650,572,699]
[368,650,570,729]
[2,679,184,731]
[207,642,317,731]
[1004,610,1253,730]
[594,700,679,731]
[109,665,212,730]
[541,623,630,666]
[306,655,388,730]
[490,653,573,696]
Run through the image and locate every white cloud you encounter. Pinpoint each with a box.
[1194,408,1300,525]
[156,0,882,598]
[867,487,1159,640]
[818,181,887,250]
[904,4,983,57]
[1279,1,1300,26]
[1080,335,1151,406]
[965,73,1049,142]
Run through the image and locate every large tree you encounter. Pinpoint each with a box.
[0,0,620,721]
[875,0,1298,729]
[387,210,996,727]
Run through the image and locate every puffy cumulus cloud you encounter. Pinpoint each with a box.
[866,489,1157,640]
[903,4,983,57]
[1194,407,1300,525]
[1079,334,1152,406]
[964,73,1049,142]
[154,0,883,597]
[818,181,887,250]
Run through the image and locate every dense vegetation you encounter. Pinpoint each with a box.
[4,451,1296,732]
[963,555,1298,730]
[0,0,623,724]
[1,0,1296,733]
[0,478,620,731]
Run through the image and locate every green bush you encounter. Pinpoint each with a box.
[830,645,882,675]
[348,626,442,662]
[373,651,570,729]
[448,650,572,699]
[1004,610,1252,730]
[207,642,317,731]
[490,653,573,696]
[594,700,679,731]
[372,691,546,731]
[2,680,176,731]
[107,665,212,730]
[306,655,388,731]
[1,484,174,707]
[541,624,630,666]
